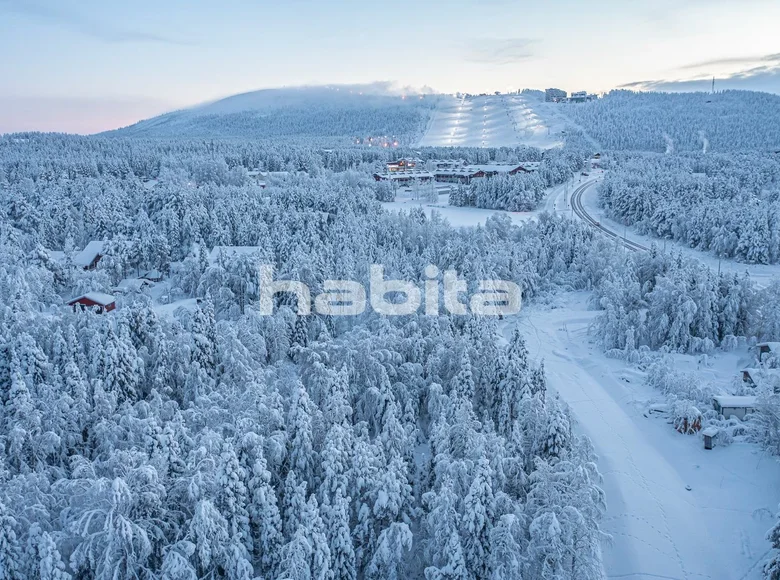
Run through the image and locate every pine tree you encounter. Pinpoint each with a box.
[24,524,71,580]
[247,453,283,575]
[287,382,315,487]
[215,444,252,553]
[324,489,356,580]
[0,501,21,580]
[461,458,494,579]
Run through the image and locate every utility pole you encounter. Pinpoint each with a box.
[712,76,715,94]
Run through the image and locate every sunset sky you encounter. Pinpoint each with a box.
[1,0,779,133]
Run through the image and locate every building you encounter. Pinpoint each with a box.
[73,241,105,270]
[568,91,598,103]
[373,171,433,183]
[742,368,780,391]
[386,158,419,172]
[545,88,567,103]
[246,169,267,189]
[712,395,756,420]
[433,163,538,184]
[68,292,116,313]
[141,270,164,283]
[757,342,780,359]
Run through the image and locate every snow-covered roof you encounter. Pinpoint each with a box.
[69,292,116,306]
[48,250,65,262]
[713,395,757,408]
[73,241,105,268]
[141,270,163,280]
[374,171,434,181]
[209,246,265,264]
[758,342,780,351]
[113,279,149,293]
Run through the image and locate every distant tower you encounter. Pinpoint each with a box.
[712,77,715,94]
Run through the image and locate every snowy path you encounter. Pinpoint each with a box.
[418,94,563,148]
[513,295,780,580]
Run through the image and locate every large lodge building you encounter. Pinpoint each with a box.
[374,158,540,185]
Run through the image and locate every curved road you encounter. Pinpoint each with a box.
[571,180,650,253]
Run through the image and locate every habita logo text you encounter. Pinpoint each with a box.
[258,265,522,316]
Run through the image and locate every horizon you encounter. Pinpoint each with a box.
[1,0,779,134]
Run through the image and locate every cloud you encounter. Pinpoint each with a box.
[619,51,780,94]
[464,38,536,65]
[679,52,780,71]
[0,0,193,45]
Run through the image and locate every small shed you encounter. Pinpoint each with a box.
[702,427,718,450]
[712,395,756,421]
[68,292,116,313]
[757,342,780,359]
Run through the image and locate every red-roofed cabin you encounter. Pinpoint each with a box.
[68,292,116,313]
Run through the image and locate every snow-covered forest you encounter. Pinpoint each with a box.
[108,90,436,144]
[598,151,780,263]
[0,132,623,579]
[565,90,780,152]
[3,87,780,578]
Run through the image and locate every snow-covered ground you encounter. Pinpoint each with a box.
[380,178,577,227]
[417,94,564,149]
[381,189,535,227]
[513,293,780,580]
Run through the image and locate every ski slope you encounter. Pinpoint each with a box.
[418,94,564,148]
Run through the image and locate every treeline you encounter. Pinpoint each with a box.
[566,89,780,152]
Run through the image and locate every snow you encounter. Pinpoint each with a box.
[113,278,149,293]
[513,292,780,580]
[713,395,757,408]
[72,241,104,268]
[417,94,564,149]
[209,246,265,264]
[382,191,535,227]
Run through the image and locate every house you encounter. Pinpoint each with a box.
[757,342,780,359]
[246,169,267,189]
[712,395,756,420]
[68,292,116,313]
[73,241,105,270]
[141,270,164,283]
[742,368,780,392]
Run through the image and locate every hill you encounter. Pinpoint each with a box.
[104,83,437,144]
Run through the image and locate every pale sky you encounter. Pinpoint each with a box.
[1,0,779,134]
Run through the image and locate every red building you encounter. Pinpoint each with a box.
[68,292,116,313]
